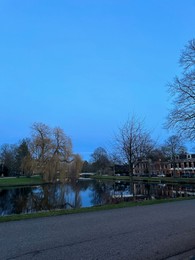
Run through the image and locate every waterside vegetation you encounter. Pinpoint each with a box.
[1,174,195,189]
[92,175,195,184]
[1,196,195,223]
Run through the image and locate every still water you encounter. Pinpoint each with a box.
[1,179,195,216]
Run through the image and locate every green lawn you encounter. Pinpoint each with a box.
[0,175,44,187]
[1,174,195,188]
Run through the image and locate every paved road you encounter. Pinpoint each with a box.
[1,200,195,260]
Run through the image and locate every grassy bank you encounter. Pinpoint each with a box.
[0,196,194,223]
[1,175,195,188]
[92,175,195,184]
[0,175,44,188]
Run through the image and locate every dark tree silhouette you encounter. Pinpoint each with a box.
[166,39,195,141]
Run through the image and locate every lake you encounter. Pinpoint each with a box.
[1,179,195,216]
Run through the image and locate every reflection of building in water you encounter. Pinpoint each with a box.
[134,154,195,177]
[110,181,195,201]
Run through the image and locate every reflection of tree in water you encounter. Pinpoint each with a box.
[0,189,16,215]
[29,182,82,211]
[144,183,151,199]
[70,180,81,208]
[14,187,31,213]
[29,185,55,211]
[1,182,87,215]
[112,181,131,195]
[29,184,69,211]
[0,187,31,215]
[90,181,111,206]
[2,181,195,216]
[76,179,94,191]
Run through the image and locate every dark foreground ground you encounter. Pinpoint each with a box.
[1,200,195,260]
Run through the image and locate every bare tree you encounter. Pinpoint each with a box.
[29,123,75,182]
[51,127,74,182]
[52,127,73,162]
[166,39,195,140]
[91,147,110,175]
[0,144,17,176]
[161,135,186,177]
[30,122,52,163]
[115,116,154,179]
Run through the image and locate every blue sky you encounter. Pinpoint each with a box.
[0,0,195,159]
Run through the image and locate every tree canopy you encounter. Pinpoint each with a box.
[0,123,83,181]
[114,116,154,177]
[166,39,195,141]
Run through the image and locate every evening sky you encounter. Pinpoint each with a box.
[0,0,195,159]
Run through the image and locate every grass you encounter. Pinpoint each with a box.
[92,175,195,184]
[0,196,195,223]
[0,175,44,188]
[1,174,195,188]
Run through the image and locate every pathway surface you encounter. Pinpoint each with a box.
[1,200,195,260]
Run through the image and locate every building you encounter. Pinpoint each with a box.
[169,153,195,177]
[134,154,195,177]
[134,159,169,176]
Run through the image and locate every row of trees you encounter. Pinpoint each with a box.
[0,123,83,182]
[1,39,194,181]
[84,117,186,177]
[87,39,195,177]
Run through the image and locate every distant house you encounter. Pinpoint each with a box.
[134,159,168,176]
[134,154,195,177]
[169,153,195,177]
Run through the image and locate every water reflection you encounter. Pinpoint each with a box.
[1,180,195,216]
